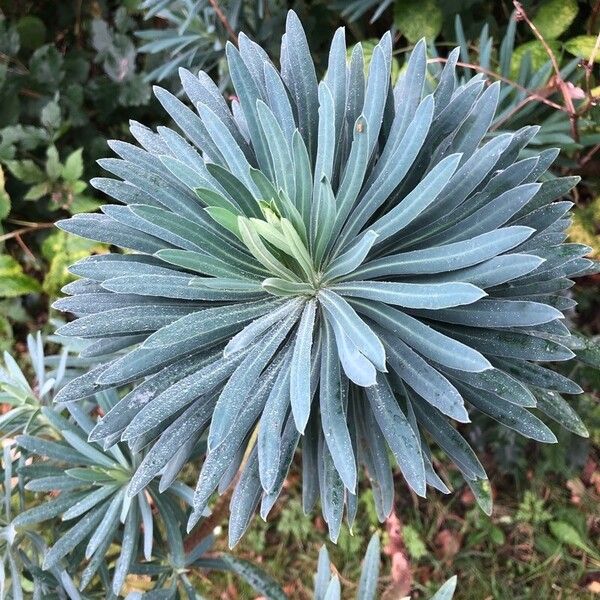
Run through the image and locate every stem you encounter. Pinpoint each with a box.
[208,0,238,44]
[0,223,54,243]
[513,1,580,142]
[579,143,600,168]
[13,233,36,262]
[427,58,565,113]
[583,32,600,106]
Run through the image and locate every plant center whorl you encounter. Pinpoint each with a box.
[237,199,338,297]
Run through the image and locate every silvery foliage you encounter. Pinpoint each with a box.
[55,11,593,544]
[0,337,283,599]
[137,0,270,82]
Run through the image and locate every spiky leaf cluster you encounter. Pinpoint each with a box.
[335,0,393,23]
[0,444,84,599]
[55,11,594,543]
[138,0,278,83]
[0,333,69,438]
[137,0,228,82]
[14,401,197,596]
[0,337,285,599]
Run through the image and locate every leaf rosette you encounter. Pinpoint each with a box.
[55,11,594,544]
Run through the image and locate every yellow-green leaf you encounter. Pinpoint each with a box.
[532,0,578,40]
[0,255,41,297]
[45,145,61,180]
[394,0,442,44]
[510,40,560,79]
[69,195,103,214]
[23,182,50,201]
[62,148,84,181]
[5,159,45,185]
[565,35,600,63]
[205,206,242,239]
[41,230,106,297]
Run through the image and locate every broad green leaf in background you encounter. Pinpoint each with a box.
[0,255,41,297]
[6,144,99,212]
[549,521,599,558]
[41,97,61,130]
[68,194,104,214]
[532,0,578,40]
[5,159,45,185]
[29,44,64,89]
[62,148,84,181]
[45,145,61,180]
[565,35,600,63]
[41,230,106,297]
[510,40,561,78]
[15,15,46,50]
[394,0,443,43]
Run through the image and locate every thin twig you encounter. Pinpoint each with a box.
[583,32,600,105]
[0,223,54,243]
[13,233,36,262]
[6,219,55,227]
[427,57,565,112]
[491,96,537,131]
[513,1,580,141]
[580,143,600,168]
[208,0,238,44]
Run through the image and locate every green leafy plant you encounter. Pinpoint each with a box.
[6,145,100,213]
[54,10,596,547]
[90,7,152,107]
[15,403,197,596]
[136,0,323,85]
[0,335,460,599]
[515,490,552,525]
[0,332,68,437]
[0,2,161,329]
[136,0,232,82]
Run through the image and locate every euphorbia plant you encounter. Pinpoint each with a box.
[54,11,592,545]
[0,335,286,599]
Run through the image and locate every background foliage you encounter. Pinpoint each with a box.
[0,0,598,598]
